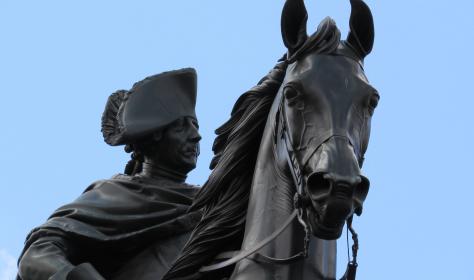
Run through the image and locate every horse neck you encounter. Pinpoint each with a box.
[230,96,338,280]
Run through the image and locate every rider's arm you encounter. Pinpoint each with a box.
[18,236,104,280]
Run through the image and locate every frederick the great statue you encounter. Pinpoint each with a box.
[17,0,378,279]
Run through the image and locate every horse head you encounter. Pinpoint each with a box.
[278,0,378,240]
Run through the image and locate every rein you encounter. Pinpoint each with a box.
[199,96,360,280]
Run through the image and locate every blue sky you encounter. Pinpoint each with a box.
[1,1,473,279]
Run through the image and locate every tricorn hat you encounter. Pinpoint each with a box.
[101,68,197,146]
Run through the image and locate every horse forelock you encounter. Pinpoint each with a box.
[287,17,341,64]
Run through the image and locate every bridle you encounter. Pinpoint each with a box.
[199,95,360,280]
[277,95,360,280]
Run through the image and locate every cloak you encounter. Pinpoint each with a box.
[17,175,202,279]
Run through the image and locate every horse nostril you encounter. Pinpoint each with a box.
[354,175,370,215]
[306,172,331,201]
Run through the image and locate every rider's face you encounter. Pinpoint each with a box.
[157,117,201,174]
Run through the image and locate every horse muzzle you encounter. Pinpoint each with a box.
[303,136,370,240]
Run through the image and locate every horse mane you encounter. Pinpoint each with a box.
[163,18,341,280]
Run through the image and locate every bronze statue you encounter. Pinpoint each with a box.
[162,0,378,279]
[18,0,378,278]
[17,68,203,280]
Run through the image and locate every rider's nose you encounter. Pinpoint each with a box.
[187,121,201,143]
[190,131,202,143]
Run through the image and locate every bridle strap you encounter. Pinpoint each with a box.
[278,96,306,196]
[199,209,299,272]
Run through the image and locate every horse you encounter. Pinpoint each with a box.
[164,0,378,279]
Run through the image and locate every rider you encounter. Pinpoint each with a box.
[17,68,202,280]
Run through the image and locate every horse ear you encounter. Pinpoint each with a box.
[347,0,374,58]
[281,0,308,57]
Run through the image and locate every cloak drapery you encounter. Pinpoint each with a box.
[17,175,202,280]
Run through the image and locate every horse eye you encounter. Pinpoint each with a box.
[284,87,299,100]
[367,95,379,116]
[368,94,379,112]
